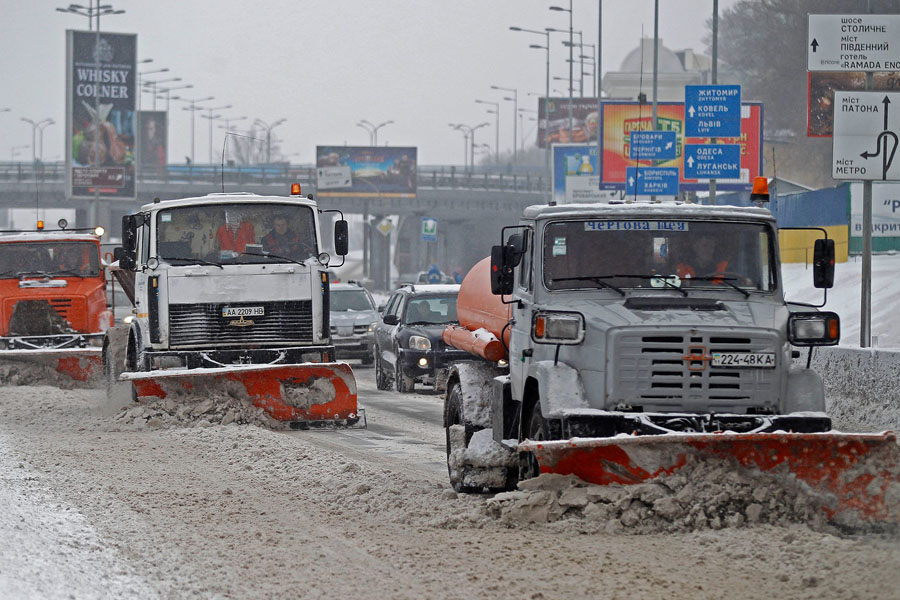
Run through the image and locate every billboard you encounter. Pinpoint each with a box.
[66,30,137,200]
[137,111,167,177]
[850,182,900,237]
[315,146,416,198]
[537,97,600,148]
[551,144,606,204]
[807,72,900,137]
[599,101,763,192]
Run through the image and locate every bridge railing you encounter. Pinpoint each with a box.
[0,162,547,193]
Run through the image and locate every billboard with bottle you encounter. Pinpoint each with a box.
[552,143,606,204]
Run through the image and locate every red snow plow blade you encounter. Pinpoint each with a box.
[124,362,361,427]
[0,348,103,385]
[520,431,900,526]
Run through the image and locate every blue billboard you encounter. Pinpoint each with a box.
[315,146,417,197]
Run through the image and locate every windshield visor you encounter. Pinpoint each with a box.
[156,203,318,265]
[0,241,100,278]
[542,219,776,292]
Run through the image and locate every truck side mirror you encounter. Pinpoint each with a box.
[490,244,515,295]
[113,246,135,270]
[507,233,525,267]
[813,238,835,289]
[334,220,349,256]
[121,214,138,255]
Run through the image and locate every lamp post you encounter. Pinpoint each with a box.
[491,85,518,165]
[37,120,56,162]
[474,99,499,165]
[518,108,537,153]
[549,1,574,138]
[360,119,394,146]
[141,75,181,110]
[176,95,214,164]
[357,122,374,145]
[56,2,124,30]
[218,116,247,163]
[200,104,232,164]
[451,123,489,171]
[21,118,53,164]
[255,118,286,164]
[448,123,469,172]
[155,84,192,112]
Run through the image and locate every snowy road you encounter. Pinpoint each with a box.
[1,368,899,599]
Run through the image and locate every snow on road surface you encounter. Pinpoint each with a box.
[2,374,900,599]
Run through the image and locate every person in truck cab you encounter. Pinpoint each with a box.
[676,234,728,282]
[216,210,255,255]
[262,215,302,257]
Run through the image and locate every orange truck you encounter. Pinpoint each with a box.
[0,221,112,385]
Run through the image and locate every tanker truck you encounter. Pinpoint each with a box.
[442,192,900,526]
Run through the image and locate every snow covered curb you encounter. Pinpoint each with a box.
[811,347,900,432]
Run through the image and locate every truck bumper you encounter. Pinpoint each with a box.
[552,412,832,438]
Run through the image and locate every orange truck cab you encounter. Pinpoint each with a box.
[0,227,112,352]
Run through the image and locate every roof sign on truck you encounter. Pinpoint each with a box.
[584,220,690,231]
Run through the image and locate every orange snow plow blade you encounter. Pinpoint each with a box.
[0,348,103,386]
[520,432,900,526]
[123,362,362,427]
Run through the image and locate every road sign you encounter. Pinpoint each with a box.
[683,144,742,179]
[376,218,393,236]
[422,217,438,242]
[426,265,442,284]
[684,85,742,137]
[625,167,680,196]
[832,91,900,181]
[629,131,677,160]
[808,14,900,72]
[316,166,352,190]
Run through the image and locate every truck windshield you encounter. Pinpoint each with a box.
[0,241,100,278]
[155,203,317,265]
[542,219,776,293]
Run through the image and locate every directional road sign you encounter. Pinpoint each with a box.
[683,144,742,179]
[629,131,677,160]
[421,217,438,242]
[684,85,742,137]
[625,167,680,196]
[808,14,900,72]
[316,166,352,190]
[832,91,900,181]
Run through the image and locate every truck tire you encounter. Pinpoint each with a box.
[520,401,547,482]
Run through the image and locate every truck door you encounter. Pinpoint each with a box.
[509,228,533,403]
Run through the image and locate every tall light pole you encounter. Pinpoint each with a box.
[21,118,53,164]
[155,84,192,112]
[176,96,214,164]
[491,85,518,165]
[474,99,499,165]
[38,120,56,162]
[360,119,394,146]
[451,123,489,171]
[255,118,286,164]
[56,2,124,30]
[201,104,231,164]
[357,122,375,144]
[449,124,469,172]
[549,1,574,138]
[518,108,537,153]
[218,116,247,163]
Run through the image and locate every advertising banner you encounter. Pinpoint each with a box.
[66,30,137,200]
[137,110,167,177]
[551,144,605,204]
[850,182,900,237]
[599,101,763,192]
[538,97,600,148]
[807,72,900,137]
[315,146,416,198]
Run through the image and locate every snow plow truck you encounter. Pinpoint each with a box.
[104,187,361,427]
[0,221,111,386]
[442,189,900,527]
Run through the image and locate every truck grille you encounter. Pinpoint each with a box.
[48,297,74,321]
[610,329,779,412]
[168,301,314,347]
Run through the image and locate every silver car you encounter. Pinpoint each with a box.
[329,282,378,364]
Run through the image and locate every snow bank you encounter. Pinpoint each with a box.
[116,394,283,430]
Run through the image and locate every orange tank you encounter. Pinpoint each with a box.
[443,257,511,361]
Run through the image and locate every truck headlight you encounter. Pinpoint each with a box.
[532,311,585,345]
[408,335,431,350]
[789,312,840,346]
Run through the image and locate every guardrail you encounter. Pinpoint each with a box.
[0,162,547,193]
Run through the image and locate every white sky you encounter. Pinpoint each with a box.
[2,0,737,166]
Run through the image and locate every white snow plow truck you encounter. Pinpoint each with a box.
[443,185,900,527]
[104,188,361,428]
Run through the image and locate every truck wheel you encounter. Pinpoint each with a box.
[395,362,415,393]
[444,382,482,493]
[520,402,547,482]
[374,348,391,390]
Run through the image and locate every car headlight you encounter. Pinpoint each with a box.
[788,312,840,346]
[408,335,432,350]
[367,321,377,334]
[532,311,585,345]
[122,315,135,324]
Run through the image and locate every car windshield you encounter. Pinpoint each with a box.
[403,296,458,325]
[156,203,317,265]
[332,289,375,312]
[0,241,100,278]
[543,219,776,292]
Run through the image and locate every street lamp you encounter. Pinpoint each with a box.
[359,119,394,146]
[255,118,286,164]
[474,99,500,165]
[175,96,214,164]
[56,2,124,30]
[518,108,537,153]
[38,120,56,162]
[453,122,489,171]
[155,84,192,112]
[357,122,374,145]
[21,118,53,164]
[448,123,469,171]
[200,104,231,164]
[549,0,574,138]
[491,85,519,165]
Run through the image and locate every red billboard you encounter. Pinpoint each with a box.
[599,101,763,192]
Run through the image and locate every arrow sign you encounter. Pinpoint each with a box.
[683,144,741,179]
[625,167,680,195]
[808,14,900,72]
[833,91,900,181]
[684,85,742,137]
[810,38,819,53]
[629,130,678,160]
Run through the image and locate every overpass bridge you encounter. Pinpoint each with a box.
[0,162,549,288]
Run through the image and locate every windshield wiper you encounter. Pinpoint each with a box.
[162,256,224,269]
[550,276,625,296]
[686,276,751,298]
[613,274,688,297]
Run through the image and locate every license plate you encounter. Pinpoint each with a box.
[712,352,775,368]
[221,306,264,318]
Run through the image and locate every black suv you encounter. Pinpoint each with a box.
[372,284,470,393]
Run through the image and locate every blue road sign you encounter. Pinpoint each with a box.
[684,85,741,137]
[629,131,678,160]
[421,217,438,242]
[683,144,741,179]
[625,167,680,196]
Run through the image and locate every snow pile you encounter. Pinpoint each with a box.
[116,395,283,430]
[447,426,516,490]
[0,359,88,388]
[487,461,861,534]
